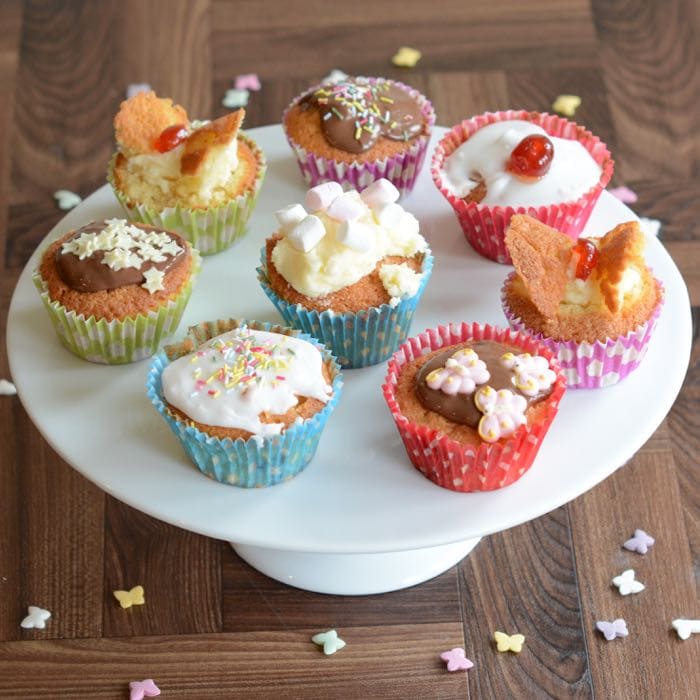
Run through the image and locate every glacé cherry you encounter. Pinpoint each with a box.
[506,134,554,178]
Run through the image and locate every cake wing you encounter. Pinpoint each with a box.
[596,221,645,313]
[180,109,245,175]
[504,214,572,318]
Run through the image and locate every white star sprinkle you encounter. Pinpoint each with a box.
[142,267,165,294]
[21,606,51,629]
[160,239,182,256]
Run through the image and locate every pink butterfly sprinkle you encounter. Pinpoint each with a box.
[623,529,655,554]
[440,647,474,672]
[129,679,161,700]
[596,619,628,641]
[609,186,638,203]
[235,73,261,91]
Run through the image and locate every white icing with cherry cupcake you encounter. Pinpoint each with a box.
[161,328,333,437]
[441,120,602,207]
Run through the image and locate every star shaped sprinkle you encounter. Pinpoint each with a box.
[612,569,645,596]
[392,46,421,68]
[551,94,581,117]
[596,619,629,641]
[440,647,474,672]
[160,239,182,257]
[222,88,249,109]
[20,605,51,629]
[311,629,346,655]
[113,585,145,609]
[494,631,525,653]
[53,189,82,210]
[235,73,261,91]
[0,379,17,395]
[623,528,655,554]
[609,186,638,204]
[671,619,700,640]
[129,678,161,700]
[126,83,151,99]
[142,268,165,294]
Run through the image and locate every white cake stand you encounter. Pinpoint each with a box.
[7,126,691,595]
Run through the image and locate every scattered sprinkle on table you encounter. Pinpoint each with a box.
[222,88,249,109]
[440,647,474,671]
[126,83,152,99]
[392,46,421,68]
[623,528,655,554]
[0,379,17,395]
[53,190,81,210]
[596,619,629,641]
[551,94,581,117]
[612,569,645,596]
[493,631,525,653]
[129,678,161,700]
[609,186,638,204]
[20,605,51,629]
[639,216,662,237]
[323,69,348,84]
[672,619,700,640]
[235,73,261,91]
[312,629,346,655]
[113,585,145,609]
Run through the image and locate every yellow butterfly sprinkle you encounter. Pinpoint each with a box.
[552,94,582,117]
[113,585,145,609]
[494,630,525,653]
[392,46,422,68]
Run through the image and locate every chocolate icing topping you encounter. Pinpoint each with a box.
[415,341,551,427]
[56,221,187,293]
[300,77,425,154]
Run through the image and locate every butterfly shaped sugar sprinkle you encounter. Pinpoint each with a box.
[311,629,346,655]
[323,69,348,85]
[222,88,249,109]
[612,569,645,596]
[440,647,474,672]
[113,585,145,609]
[623,528,655,554]
[392,46,421,68]
[596,618,628,641]
[53,189,81,210]
[235,73,261,91]
[552,94,581,117]
[0,379,17,395]
[672,619,700,641]
[494,631,525,653]
[126,83,151,99]
[21,605,51,629]
[609,186,638,204]
[129,678,161,700]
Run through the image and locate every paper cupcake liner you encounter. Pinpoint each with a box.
[108,134,266,256]
[283,78,436,198]
[431,110,614,264]
[257,248,434,368]
[32,250,201,365]
[382,322,566,493]
[500,273,664,389]
[146,318,343,488]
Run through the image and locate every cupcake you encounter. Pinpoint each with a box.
[108,91,266,255]
[501,214,664,388]
[382,322,566,492]
[33,218,200,364]
[283,76,435,197]
[431,110,613,263]
[147,318,343,487]
[257,178,433,368]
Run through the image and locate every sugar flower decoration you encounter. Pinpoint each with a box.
[425,348,490,396]
[475,386,527,442]
[501,352,556,397]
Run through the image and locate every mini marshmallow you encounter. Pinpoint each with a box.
[374,202,404,230]
[326,193,366,222]
[288,215,326,252]
[336,220,374,252]
[275,203,307,231]
[305,182,344,211]
[360,178,400,208]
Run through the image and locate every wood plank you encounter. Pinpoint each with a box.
[0,623,466,699]
[569,449,699,698]
[103,497,222,637]
[223,547,461,633]
[458,507,592,698]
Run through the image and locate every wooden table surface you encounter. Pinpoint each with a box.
[1,1,698,698]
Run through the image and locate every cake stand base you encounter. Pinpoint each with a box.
[231,537,482,595]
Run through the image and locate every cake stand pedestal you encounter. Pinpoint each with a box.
[231,538,482,595]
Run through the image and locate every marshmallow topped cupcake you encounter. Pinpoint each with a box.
[283,76,435,197]
[109,91,265,255]
[258,178,433,367]
[501,214,664,388]
[431,110,613,263]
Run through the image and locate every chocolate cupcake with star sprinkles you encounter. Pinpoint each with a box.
[33,218,201,364]
[283,76,435,197]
